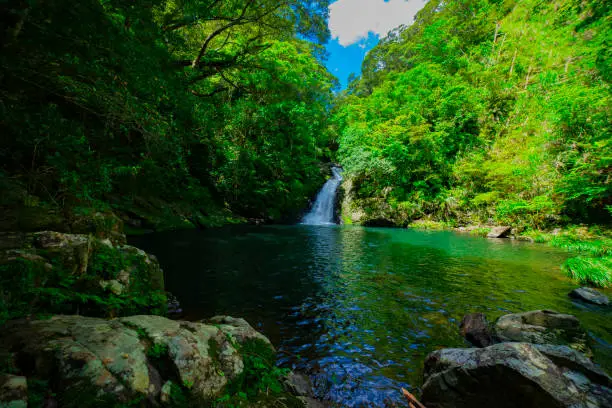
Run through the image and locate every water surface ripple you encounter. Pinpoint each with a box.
[130,225,612,407]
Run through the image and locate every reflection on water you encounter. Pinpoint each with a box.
[130,225,612,407]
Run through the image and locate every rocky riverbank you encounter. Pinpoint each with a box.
[0,211,320,407]
[421,310,612,408]
[0,315,318,408]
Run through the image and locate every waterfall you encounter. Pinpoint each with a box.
[302,167,343,225]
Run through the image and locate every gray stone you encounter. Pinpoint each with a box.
[533,344,611,386]
[298,397,327,408]
[487,226,512,238]
[34,231,92,275]
[422,342,612,408]
[569,287,609,306]
[493,310,589,353]
[282,372,314,398]
[207,315,273,348]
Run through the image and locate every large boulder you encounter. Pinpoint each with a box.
[421,342,612,408]
[0,315,277,407]
[493,310,589,353]
[569,287,610,306]
[487,226,511,238]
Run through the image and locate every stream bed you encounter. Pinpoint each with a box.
[130,225,612,407]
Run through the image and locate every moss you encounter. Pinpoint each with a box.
[409,220,449,230]
[214,339,291,407]
[27,376,131,408]
[467,227,491,238]
[27,378,52,408]
[520,230,553,243]
[0,237,167,323]
[147,343,169,360]
[341,214,353,225]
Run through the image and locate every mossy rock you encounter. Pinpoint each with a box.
[0,315,309,407]
[0,231,166,322]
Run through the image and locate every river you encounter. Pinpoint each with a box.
[130,225,612,407]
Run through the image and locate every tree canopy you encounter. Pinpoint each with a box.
[0,0,336,227]
[333,0,611,230]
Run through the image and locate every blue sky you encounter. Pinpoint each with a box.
[323,0,428,89]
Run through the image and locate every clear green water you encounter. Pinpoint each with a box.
[130,225,612,407]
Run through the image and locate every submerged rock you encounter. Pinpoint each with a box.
[282,372,325,408]
[569,287,610,306]
[421,342,612,408]
[460,313,494,347]
[0,315,297,406]
[493,310,589,353]
[486,226,511,238]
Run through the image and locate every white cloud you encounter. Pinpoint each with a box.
[329,0,428,47]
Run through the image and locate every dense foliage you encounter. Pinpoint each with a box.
[333,0,611,230]
[0,0,335,227]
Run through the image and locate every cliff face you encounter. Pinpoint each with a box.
[339,177,416,227]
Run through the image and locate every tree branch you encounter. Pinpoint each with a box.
[191,0,257,68]
[190,87,230,97]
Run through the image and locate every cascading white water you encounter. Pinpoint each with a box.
[301,167,343,225]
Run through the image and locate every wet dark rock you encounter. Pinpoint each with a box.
[460,313,494,347]
[422,342,612,408]
[283,372,315,398]
[281,372,327,407]
[166,292,183,316]
[493,310,589,353]
[569,287,609,306]
[487,226,511,238]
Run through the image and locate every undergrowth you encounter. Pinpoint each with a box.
[563,257,612,288]
[214,339,297,408]
[524,226,612,288]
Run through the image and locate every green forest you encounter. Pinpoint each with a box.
[335,0,610,230]
[1,0,610,232]
[1,0,335,229]
[1,0,612,406]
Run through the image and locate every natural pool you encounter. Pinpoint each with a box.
[131,225,612,407]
